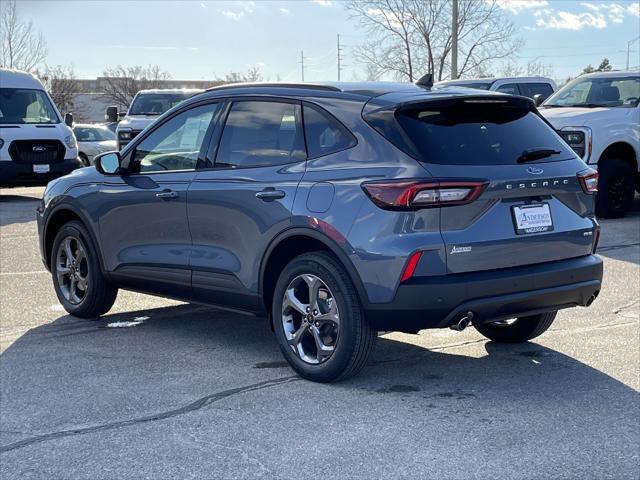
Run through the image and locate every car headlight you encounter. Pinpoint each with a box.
[118,130,132,140]
[64,135,77,149]
[559,126,592,163]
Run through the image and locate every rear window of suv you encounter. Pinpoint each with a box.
[365,98,575,165]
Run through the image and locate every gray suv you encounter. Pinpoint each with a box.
[37,82,603,382]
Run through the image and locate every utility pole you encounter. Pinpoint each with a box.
[300,50,305,82]
[627,36,640,71]
[451,0,458,80]
[337,34,343,81]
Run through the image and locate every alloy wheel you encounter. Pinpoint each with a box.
[56,236,89,305]
[281,274,340,364]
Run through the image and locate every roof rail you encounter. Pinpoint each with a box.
[205,82,342,93]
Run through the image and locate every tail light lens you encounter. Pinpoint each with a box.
[362,179,488,210]
[577,168,598,194]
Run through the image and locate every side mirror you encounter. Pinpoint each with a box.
[64,113,74,127]
[105,106,119,123]
[95,152,120,175]
[533,94,544,107]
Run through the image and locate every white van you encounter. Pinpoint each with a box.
[0,68,80,187]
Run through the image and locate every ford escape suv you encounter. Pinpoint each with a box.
[37,82,603,382]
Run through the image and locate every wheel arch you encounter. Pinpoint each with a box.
[44,204,105,273]
[598,141,638,172]
[259,228,369,314]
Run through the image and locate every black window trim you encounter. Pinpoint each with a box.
[205,96,307,171]
[301,101,358,160]
[119,98,223,176]
[495,82,521,95]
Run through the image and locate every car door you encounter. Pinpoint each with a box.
[99,102,221,297]
[187,99,306,311]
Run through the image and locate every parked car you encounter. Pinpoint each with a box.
[435,76,557,102]
[540,71,640,218]
[73,124,117,166]
[38,82,602,382]
[109,89,202,150]
[0,68,81,187]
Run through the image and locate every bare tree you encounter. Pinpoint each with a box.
[218,64,264,84]
[98,65,171,106]
[0,0,47,71]
[347,0,522,82]
[38,65,79,114]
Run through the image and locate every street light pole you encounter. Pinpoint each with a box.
[451,0,458,80]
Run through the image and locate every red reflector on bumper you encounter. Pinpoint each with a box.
[400,251,422,283]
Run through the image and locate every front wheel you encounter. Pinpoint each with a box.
[272,252,376,382]
[474,312,557,343]
[51,221,118,318]
[596,159,635,218]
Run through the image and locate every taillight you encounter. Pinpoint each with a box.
[577,168,598,194]
[400,251,422,283]
[361,179,488,210]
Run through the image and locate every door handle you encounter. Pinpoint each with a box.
[156,189,179,199]
[255,188,285,201]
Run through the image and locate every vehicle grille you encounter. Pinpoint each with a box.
[8,140,66,164]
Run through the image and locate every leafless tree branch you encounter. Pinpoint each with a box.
[0,0,47,71]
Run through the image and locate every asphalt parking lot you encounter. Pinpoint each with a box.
[0,186,638,479]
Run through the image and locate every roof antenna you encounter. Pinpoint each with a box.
[416,73,433,89]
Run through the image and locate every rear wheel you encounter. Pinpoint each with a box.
[51,221,118,318]
[474,312,557,343]
[596,159,635,218]
[272,252,376,382]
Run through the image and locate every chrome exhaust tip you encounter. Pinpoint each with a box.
[450,312,474,331]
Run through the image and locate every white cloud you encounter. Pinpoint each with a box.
[311,0,333,6]
[580,2,633,23]
[279,7,290,15]
[220,1,255,21]
[534,8,607,30]
[494,0,548,14]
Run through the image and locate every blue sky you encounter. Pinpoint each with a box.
[17,0,640,82]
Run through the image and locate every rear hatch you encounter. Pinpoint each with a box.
[365,94,597,274]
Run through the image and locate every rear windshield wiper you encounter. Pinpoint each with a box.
[517,148,561,163]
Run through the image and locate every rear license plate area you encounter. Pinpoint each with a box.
[512,203,553,235]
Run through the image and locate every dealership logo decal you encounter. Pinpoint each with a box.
[450,245,472,254]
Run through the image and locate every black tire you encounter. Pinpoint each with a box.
[51,220,118,318]
[272,251,376,382]
[474,311,557,343]
[79,153,90,167]
[596,158,635,218]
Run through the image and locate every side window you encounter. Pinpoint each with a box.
[495,83,520,95]
[520,83,554,100]
[215,101,305,169]
[133,103,218,173]
[303,104,356,158]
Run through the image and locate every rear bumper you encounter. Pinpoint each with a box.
[365,255,603,333]
[0,158,82,187]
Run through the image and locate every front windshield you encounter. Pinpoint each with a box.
[0,88,59,124]
[128,93,193,115]
[73,126,116,142]
[544,76,639,108]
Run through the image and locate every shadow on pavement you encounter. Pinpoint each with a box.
[0,303,637,473]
